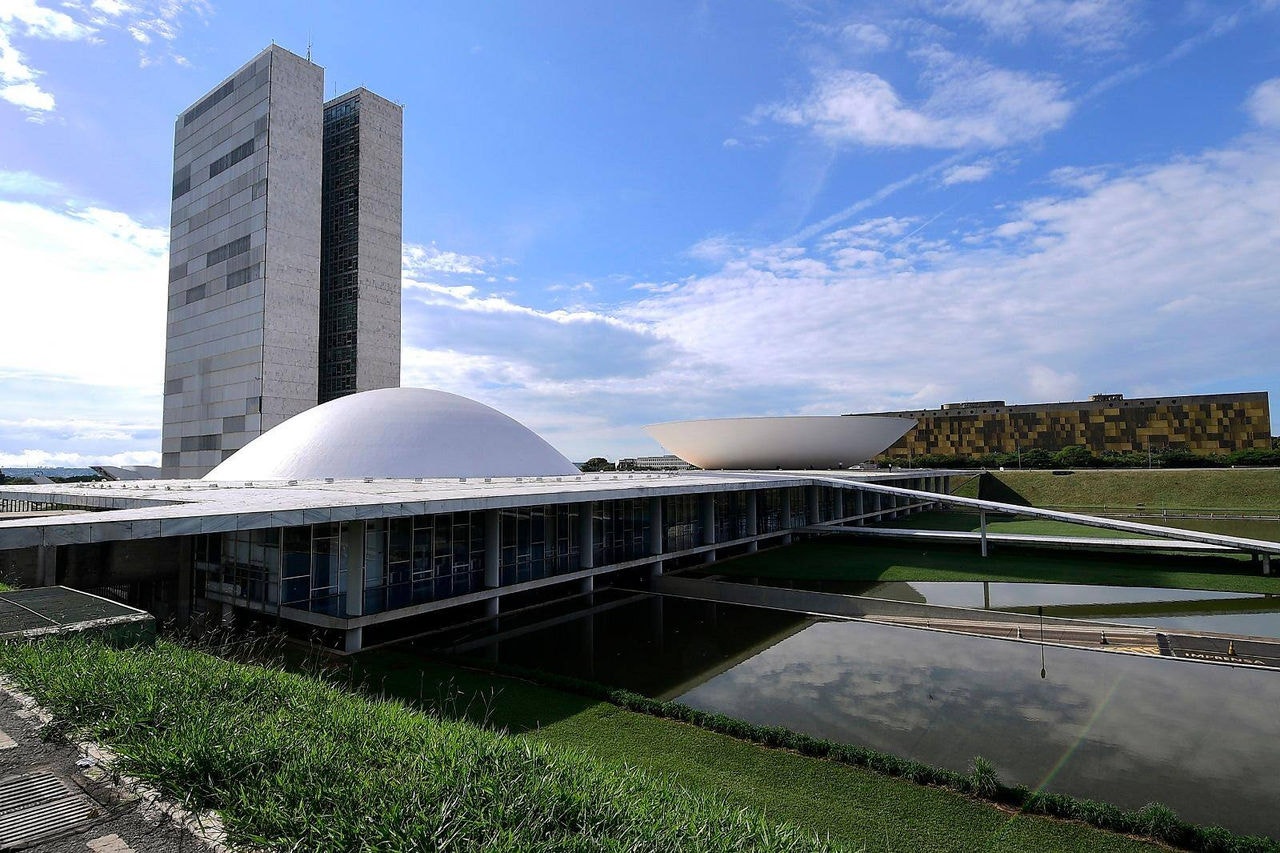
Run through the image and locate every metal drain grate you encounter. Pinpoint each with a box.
[0,770,99,848]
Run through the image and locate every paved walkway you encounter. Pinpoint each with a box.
[0,685,222,853]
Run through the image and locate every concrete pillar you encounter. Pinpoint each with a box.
[342,521,365,618]
[746,491,759,553]
[485,596,500,617]
[485,509,500,589]
[702,493,716,563]
[833,489,844,522]
[580,575,595,594]
[36,544,56,587]
[344,626,363,654]
[648,496,664,576]
[1265,554,1272,576]
[855,490,864,526]
[806,485,819,525]
[577,501,594,570]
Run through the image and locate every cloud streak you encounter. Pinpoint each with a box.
[0,0,207,117]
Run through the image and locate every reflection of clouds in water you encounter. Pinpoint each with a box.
[678,620,1280,835]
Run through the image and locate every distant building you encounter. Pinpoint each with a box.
[162,45,402,478]
[618,455,697,471]
[865,391,1272,460]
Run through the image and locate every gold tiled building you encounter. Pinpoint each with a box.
[866,392,1271,460]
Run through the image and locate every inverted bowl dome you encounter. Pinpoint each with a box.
[205,387,579,481]
[644,415,915,470]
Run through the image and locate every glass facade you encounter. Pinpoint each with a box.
[319,95,361,403]
[593,499,650,566]
[195,489,816,623]
[500,504,583,585]
[199,510,486,618]
[787,487,808,528]
[757,489,785,533]
[662,494,703,552]
[816,486,834,524]
[713,492,749,542]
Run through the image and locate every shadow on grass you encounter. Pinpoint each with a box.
[977,472,1033,506]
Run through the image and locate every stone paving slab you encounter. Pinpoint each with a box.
[0,685,224,853]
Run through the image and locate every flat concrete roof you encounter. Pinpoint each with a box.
[0,469,944,549]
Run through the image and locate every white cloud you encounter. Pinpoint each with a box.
[0,0,94,40]
[992,218,1035,238]
[766,51,1071,149]
[0,28,53,114]
[0,198,167,390]
[0,0,206,115]
[0,78,51,110]
[402,242,488,276]
[1246,77,1280,128]
[0,169,62,195]
[618,134,1280,420]
[686,234,742,262]
[941,160,996,185]
[929,0,1138,51]
[841,22,891,51]
[0,449,160,468]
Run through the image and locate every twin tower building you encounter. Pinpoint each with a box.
[161,45,403,478]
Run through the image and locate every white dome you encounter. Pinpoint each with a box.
[205,388,579,481]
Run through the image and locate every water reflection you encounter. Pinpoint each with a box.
[451,593,1280,838]
[679,618,1280,838]
[443,591,814,699]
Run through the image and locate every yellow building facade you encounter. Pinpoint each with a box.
[869,392,1271,460]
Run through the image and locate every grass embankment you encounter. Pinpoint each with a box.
[964,469,1280,513]
[715,535,1280,595]
[0,638,840,853]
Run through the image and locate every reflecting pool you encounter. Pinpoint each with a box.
[451,592,1280,838]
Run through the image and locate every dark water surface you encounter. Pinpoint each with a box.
[453,593,1280,838]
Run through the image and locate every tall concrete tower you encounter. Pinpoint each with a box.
[319,88,403,403]
[161,46,402,478]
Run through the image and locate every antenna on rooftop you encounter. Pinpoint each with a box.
[306,32,312,62]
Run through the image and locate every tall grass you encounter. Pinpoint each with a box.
[0,636,845,853]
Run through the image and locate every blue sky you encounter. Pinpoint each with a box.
[1,0,1278,466]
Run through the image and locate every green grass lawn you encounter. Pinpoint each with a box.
[974,469,1280,512]
[713,536,1280,595]
[0,638,842,853]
